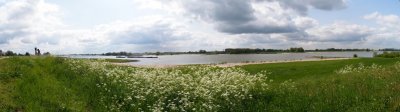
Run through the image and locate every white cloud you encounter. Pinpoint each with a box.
[0,0,64,44]
[1,0,400,54]
[364,12,400,32]
[363,12,400,48]
[306,22,372,42]
[141,0,346,34]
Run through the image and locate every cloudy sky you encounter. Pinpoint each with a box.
[0,0,400,54]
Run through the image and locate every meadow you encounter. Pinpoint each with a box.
[1,56,400,111]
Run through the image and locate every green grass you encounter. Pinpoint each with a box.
[241,58,400,83]
[0,57,105,111]
[241,58,400,111]
[1,57,400,111]
[375,51,400,58]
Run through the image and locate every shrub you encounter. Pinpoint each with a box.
[375,52,400,58]
[353,54,358,58]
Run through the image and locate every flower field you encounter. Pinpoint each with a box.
[68,59,270,111]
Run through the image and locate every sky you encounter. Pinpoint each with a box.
[0,0,400,54]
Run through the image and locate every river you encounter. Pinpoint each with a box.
[65,51,382,66]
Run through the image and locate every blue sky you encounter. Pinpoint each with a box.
[310,0,400,25]
[1,0,400,54]
[46,0,142,27]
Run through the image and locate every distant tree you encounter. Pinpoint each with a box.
[199,50,207,53]
[25,52,31,56]
[43,52,51,56]
[0,50,3,56]
[5,51,16,56]
[289,47,305,52]
[298,47,305,52]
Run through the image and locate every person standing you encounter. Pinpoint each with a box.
[37,49,41,55]
[34,47,38,55]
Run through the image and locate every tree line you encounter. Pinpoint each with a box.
[0,49,50,56]
[93,47,400,56]
[0,50,30,56]
[225,47,305,54]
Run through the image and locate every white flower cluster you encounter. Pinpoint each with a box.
[336,63,383,74]
[66,59,270,111]
[394,62,400,71]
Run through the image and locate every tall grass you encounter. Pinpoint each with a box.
[0,57,104,111]
[1,57,400,111]
[265,62,400,111]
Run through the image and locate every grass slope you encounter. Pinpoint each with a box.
[0,57,104,111]
[0,57,400,111]
[241,58,400,83]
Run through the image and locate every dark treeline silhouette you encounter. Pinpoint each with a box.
[0,50,29,56]
[379,48,400,51]
[289,47,305,52]
[103,52,137,56]
[314,48,372,52]
[225,47,304,54]
[0,47,50,56]
[94,47,400,56]
[225,48,282,54]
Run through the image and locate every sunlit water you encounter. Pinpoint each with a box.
[65,51,381,65]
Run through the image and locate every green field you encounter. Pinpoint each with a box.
[242,58,400,83]
[1,57,400,111]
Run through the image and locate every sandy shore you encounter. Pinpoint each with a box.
[112,63,183,68]
[113,58,353,68]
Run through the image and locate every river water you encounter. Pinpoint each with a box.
[65,51,381,66]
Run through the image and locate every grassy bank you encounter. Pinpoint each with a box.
[241,58,400,83]
[1,57,400,111]
[242,58,400,111]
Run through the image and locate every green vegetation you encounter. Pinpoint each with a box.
[241,58,400,83]
[0,57,103,111]
[375,51,400,58]
[1,57,400,111]
[288,47,305,52]
[224,47,304,54]
[314,48,372,52]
